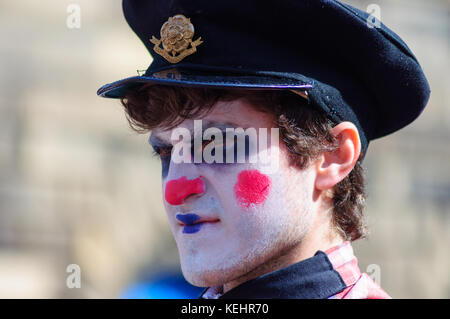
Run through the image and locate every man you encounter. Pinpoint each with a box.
[97,0,430,299]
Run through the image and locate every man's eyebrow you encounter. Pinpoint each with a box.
[201,120,243,130]
[148,120,246,145]
[189,120,245,141]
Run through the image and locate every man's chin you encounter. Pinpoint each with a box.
[180,264,240,288]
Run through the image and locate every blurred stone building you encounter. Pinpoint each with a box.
[0,0,448,298]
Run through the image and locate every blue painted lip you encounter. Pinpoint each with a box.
[176,213,200,225]
[176,213,203,234]
[182,223,203,234]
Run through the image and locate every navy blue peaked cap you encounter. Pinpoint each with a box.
[97,0,430,154]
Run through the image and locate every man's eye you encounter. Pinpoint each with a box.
[190,139,216,154]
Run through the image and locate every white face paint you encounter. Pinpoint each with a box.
[151,99,317,288]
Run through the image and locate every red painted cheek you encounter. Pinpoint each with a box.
[234,170,271,209]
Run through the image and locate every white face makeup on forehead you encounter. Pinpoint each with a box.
[149,98,318,291]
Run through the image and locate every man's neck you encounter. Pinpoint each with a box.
[222,230,344,294]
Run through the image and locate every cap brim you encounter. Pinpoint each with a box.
[97,67,313,98]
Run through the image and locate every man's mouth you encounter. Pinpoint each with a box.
[175,213,220,234]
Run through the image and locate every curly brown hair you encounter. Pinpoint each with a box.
[120,84,367,241]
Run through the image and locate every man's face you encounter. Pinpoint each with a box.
[150,98,317,287]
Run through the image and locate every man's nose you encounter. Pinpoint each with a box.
[164,176,205,205]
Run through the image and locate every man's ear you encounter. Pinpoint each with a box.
[315,121,361,191]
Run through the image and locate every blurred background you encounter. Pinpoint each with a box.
[0,0,448,298]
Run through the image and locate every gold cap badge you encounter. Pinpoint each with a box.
[150,14,203,64]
